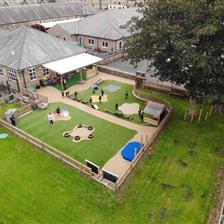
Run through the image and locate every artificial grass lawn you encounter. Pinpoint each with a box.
[55,72,87,91]
[18,102,136,166]
[0,90,223,223]
[77,80,146,124]
[0,102,21,118]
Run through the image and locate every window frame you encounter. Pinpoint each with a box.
[43,68,49,76]
[29,67,37,81]
[102,41,109,49]
[88,38,95,46]
[8,68,17,82]
[0,66,3,77]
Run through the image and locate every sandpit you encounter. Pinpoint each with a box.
[91,95,108,103]
[103,84,121,93]
[118,103,140,115]
[51,109,71,121]
[63,124,95,143]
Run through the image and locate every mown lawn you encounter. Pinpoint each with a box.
[0,89,223,224]
[77,80,146,124]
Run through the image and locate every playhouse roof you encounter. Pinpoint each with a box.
[143,101,166,118]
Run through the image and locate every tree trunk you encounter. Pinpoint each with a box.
[189,97,197,116]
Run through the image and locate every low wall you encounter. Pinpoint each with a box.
[98,53,123,65]
[98,65,136,80]
[98,66,187,96]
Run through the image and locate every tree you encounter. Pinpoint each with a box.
[124,0,224,114]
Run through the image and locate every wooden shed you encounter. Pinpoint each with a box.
[143,101,167,126]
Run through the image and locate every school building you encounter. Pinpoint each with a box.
[48,7,140,54]
[0,26,102,91]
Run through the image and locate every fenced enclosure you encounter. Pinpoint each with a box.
[0,89,172,191]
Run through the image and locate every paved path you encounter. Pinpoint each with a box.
[37,72,156,177]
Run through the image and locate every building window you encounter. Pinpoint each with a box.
[102,41,109,48]
[43,68,49,76]
[29,67,37,81]
[8,68,17,81]
[0,66,3,77]
[88,38,95,46]
[117,41,123,51]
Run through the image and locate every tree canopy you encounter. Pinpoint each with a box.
[124,0,224,105]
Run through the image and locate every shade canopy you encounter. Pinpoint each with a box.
[43,53,102,74]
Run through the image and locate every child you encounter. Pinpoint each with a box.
[101,89,104,97]
[98,95,102,103]
[89,97,93,104]
[125,91,128,100]
[48,113,54,125]
[61,90,64,97]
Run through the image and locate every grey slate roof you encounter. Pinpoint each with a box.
[0,26,86,70]
[144,101,166,118]
[0,2,97,26]
[0,0,50,7]
[57,7,140,40]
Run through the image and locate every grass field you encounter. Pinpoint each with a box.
[18,102,136,166]
[0,89,223,223]
[77,80,146,124]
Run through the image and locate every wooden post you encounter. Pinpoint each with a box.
[190,114,194,122]
[61,74,64,91]
[80,70,83,82]
[141,135,143,144]
[95,65,98,76]
[146,135,149,143]
[209,105,213,118]
[0,104,3,118]
[198,108,202,124]
[205,111,209,121]
[134,147,137,159]
[184,109,188,121]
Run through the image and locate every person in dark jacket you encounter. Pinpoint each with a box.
[10,114,16,126]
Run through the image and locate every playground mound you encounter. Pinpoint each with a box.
[63,124,95,143]
[52,110,71,121]
[118,103,140,115]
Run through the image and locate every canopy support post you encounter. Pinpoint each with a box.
[61,74,64,91]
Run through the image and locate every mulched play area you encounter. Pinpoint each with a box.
[75,80,146,124]
[18,102,136,166]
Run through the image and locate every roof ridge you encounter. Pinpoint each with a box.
[16,26,30,70]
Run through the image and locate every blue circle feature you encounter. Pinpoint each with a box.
[121,141,144,161]
[0,133,8,139]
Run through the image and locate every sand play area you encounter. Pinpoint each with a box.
[118,103,140,115]
[91,95,108,103]
[63,124,95,143]
[51,109,71,121]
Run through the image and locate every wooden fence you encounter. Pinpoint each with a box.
[113,89,172,190]
[14,104,32,118]
[0,119,92,176]
[0,88,172,191]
